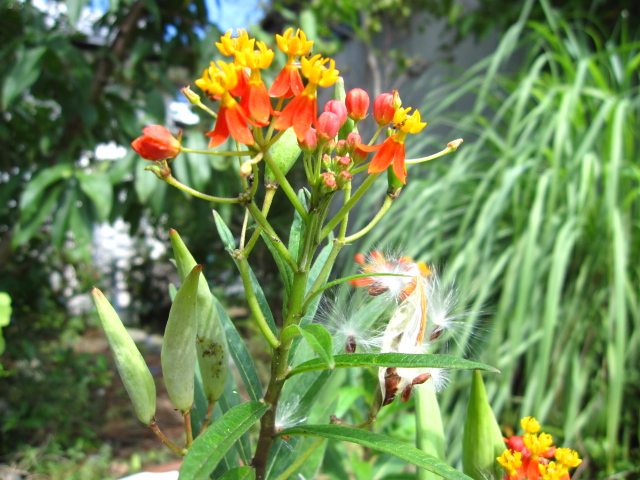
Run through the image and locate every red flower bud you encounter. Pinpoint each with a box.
[354,253,366,264]
[298,127,318,153]
[373,93,395,126]
[317,112,341,140]
[337,156,351,168]
[335,139,348,156]
[321,172,337,189]
[345,88,369,121]
[131,125,180,161]
[339,170,352,180]
[323,100,348,126]
[345,132,362,153]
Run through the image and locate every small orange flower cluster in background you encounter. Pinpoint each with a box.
[497,416,582,480]
[130,27,432,185]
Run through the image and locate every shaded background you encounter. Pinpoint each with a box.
[0,0,638,478]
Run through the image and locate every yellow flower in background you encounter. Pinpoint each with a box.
[521,416,541,433]
[555,448,582,468]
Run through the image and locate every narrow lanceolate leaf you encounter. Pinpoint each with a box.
[92,288,156,425]
[212,210,278,337]
[277,424,474,480]
[288,353,499,377]
[162,265,201,413]
[179,401,269,480]
[217,467,255,480]
[298,324,334,369]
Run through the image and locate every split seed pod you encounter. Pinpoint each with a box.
[170,229,228,405]
[92,288,156,425]
[162,264,201,414]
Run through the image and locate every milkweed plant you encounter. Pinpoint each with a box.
[91,28,582,480]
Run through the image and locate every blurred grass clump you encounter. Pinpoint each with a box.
[352,1,639,475]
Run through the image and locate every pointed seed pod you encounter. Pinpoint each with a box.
[92,288,156,425]
[170,229,228,405]
[161,264,201,414]
[462,370,505,480]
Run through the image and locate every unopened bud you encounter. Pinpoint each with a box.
[322,139,336,154]
[354,253,366,264]
[339,170,352,181]
[447,138,464,150]
[392,90,402,110]
[335,139,348,156]
[317,111,341,140]
[345,132,362,153]
[346,88,370,121]
[323,100,348,126]
[373,93,395,126]
[337,156,351,169]
[181,86,201,105]
[240,161,253,177]
[321,153,331,170]
[351,145,368,164]
[321,172,337,189]
[298,127,318,153]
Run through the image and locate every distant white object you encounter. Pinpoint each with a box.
[119,472,179,480]
[170,101,199,125]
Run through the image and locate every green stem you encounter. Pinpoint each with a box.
[301,240,343,313]
[404,143,461,164]
[344,194,394,242]
[319,173,380,240]
[247,202,299,271]
[236,256,280,349]
[272,437,325,480]
[163,174,240,203]
[244,187,276,255]
[369,125,385,145]
[180,148,252,156]
[263,150,308,221]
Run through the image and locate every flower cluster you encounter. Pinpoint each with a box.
[497,416,582,480]
[131,28,432,185]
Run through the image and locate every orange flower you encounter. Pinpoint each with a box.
[216,29,255,97]
[358,107,426,184]
[196,61,257,147]
[269,28,313,98]
[274,54,339,141]
[269,64,305,98]
[131,125,180,160]
[235,41,275,126]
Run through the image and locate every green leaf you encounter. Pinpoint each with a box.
[298,324,334,369]
[0,292,12,356]
[179,401,269,480]
[65,0,89,27]
[216,300,263,401]
[213,210,237,251]
[261,231,293,302]
[12,183,63,247]
[288,353,499,377]
[77,171,113,221]
[19,164,73,220]
[2,45,46,108]
[217,467,255,480]
[277,424,474,480]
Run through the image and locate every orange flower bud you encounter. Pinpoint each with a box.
[345,88,369,121]
[298,127,318,153]
[131,125,180,161]
[373,93,395,126]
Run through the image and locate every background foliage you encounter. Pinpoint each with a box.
[0,0,638,477]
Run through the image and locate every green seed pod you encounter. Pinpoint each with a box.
[265,128,301,186]
[169,229,228,405]
[462,370,505,480]
[91,288,156,425]
[161,264,201,414]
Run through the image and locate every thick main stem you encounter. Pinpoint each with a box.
[252,270,309,479]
